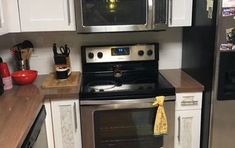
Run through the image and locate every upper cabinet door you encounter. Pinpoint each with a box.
[18,0,76,32]
[168,0,193,27]
[5,0,21,33]
[0,0,8,35]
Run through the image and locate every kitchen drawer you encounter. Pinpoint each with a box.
[176,92,202,111]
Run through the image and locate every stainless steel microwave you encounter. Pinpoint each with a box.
[75,0,169,33]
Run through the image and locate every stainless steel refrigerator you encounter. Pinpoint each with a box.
[182,0,235,148]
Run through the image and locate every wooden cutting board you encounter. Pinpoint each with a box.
[41,72,80,89]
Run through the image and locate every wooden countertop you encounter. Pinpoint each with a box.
[0,72,81,148]
[160,69,204,92]
[0,69,203,148]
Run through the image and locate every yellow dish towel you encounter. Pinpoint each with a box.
[152,96,168,135]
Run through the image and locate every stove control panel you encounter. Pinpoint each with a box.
[85,44,156,63]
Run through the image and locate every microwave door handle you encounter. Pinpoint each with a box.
[147,0,154,29]
[166,0,170,24]
[151,0,155,28]
[67,0,71,25]
[153,0,168,26]
[169,0,173,25]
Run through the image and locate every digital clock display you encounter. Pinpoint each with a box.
[111,47,130,56]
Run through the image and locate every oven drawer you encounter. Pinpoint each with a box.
[176,92,202,110]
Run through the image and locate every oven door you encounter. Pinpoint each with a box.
[80,96,175,148]
[76,0,152,33]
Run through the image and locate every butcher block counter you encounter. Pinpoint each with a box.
[0,69,203,148]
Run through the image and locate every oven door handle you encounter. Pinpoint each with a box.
[80,96,175,109]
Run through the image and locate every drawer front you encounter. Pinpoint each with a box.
[176,92,202,111]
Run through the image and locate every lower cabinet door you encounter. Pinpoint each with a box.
[174,110,201,148]
[44,100,55,148]
[51,99,82,148]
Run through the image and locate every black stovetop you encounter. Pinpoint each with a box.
[79,72,175,100]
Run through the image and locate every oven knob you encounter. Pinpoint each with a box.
[138,50,144,56]
[97,52,103,59]
[88,52,94,59]
[147,50,153,56]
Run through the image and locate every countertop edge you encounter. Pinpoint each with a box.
[160,69,205,93]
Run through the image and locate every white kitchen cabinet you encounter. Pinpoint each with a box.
[18,0,76,32]
[174,110,201,148]
[0,0,8,35]
[169,0,193,27]
[5,0,21,33]
[44,99,82,148]
[51,99,82,148]
[174,92,202,148]
[44,100,55,148]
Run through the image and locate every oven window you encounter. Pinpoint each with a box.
[94,108,163,148]
[82,0,147,26]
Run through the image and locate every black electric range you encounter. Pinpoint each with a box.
[79,43,175,101]
[80,72,174,100]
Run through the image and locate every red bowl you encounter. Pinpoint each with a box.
[11,70,38,85]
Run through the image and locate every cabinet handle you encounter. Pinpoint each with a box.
[182,95,195,99]
[181,100,198,106]
[0,2,2,28]
[67,0,71,25]
[178,116,181,143]
[181,96,198,106]
[73,102,78,131]
[0,14,2,28]
[169,0,173,24]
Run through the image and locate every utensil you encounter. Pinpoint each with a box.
[11,70,38,85]
[11,41,34,70]
[60,44,70,56]
[16,43,23,60]
[53,43,58,56]
[20,48,28,60]
[10,45,21,61]
[22,40,34,49]
[16,60,30,70]
[27,48,33,60]
[22,40,34,60]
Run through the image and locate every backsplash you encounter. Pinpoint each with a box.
[0,28,182,74]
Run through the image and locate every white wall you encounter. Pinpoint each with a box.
[0,28,182,74]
